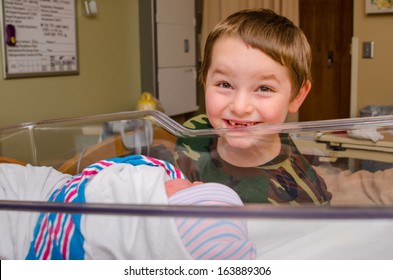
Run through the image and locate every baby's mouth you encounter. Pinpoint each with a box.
[225,119,259,128]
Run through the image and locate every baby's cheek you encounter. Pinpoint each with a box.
[165,178,193,197]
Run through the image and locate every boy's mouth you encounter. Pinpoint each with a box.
[225,119,259,128]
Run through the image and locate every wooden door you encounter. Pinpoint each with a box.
[298,0,353,121]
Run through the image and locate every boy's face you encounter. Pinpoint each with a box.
[205,36,307,131]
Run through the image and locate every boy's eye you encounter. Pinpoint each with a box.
[256,86,273,92]
[217,82,232,89]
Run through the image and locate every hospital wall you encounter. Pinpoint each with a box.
[0,0,392,129]
[0,0,141,128]
[354,1,393,114]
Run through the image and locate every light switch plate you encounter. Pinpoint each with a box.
[362,41,374,59]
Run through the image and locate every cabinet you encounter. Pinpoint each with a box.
[139,0,198,116]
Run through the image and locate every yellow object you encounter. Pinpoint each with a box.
[136,92,164,112]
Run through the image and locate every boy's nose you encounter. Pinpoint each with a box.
[230,91,253,115]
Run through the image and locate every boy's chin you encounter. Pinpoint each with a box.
[221,134,277,150]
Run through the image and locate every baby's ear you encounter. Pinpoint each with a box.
[288,80,311,113]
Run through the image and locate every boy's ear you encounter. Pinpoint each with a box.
[288,80,311,113]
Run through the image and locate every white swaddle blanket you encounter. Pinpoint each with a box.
[82,163,191,259]
[0,155,255,260]
[0,164,70,259]
[0,162,191,260]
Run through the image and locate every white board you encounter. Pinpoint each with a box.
[0,0,78,78]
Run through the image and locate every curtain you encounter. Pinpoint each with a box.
[201,0,299,56]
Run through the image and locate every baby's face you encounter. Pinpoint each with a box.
[165,178,202,197]
[204,36,302,151]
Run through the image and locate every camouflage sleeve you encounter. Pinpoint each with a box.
[174,114,212,182]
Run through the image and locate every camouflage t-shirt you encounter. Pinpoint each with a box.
[175,115,331,205]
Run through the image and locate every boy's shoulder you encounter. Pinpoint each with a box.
[176,114,213,153]
[182,114,212,130]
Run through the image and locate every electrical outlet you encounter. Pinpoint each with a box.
[362,41,374,59]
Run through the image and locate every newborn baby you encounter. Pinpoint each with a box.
[0,155,256,260]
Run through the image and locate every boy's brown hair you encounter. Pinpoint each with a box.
[200,8,311,97]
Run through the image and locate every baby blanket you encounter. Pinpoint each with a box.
[0,156,191,260]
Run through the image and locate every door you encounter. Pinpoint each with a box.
[155,0,198,116]
[158,67,198,116]
[298,0,353,121]
[156,24,196,67]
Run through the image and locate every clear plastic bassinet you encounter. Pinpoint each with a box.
[1,110,393,259]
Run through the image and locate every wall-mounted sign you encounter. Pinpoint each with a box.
[0,0,78,79]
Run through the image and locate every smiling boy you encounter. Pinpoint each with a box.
[175,9,331,204]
